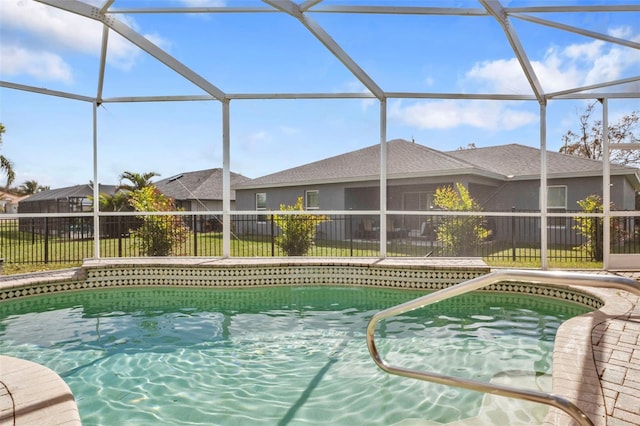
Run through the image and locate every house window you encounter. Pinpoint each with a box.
[404,192,433,211]
[305,190,319,210]
[402,191,434,230]
[547,186,567,228]
[547,186,567,209]
[256,193,267,210]
[256,192,267,222]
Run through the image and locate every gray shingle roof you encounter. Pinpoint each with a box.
[20,184,117,202]
[237,140,640,189]
[154,168,251,201]
[447,143,636,178]
[236,139,486,188]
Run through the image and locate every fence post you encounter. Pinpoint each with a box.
[193,215,198,256]
[349,214,353,257]
[511,206,516,261]
[118,216,123,257]
[270,215,275,256]
[44,217,49,264]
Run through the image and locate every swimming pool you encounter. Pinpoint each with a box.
[0,286,591,425]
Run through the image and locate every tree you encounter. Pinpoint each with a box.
[128,185,189,256]
[560,102,640,167]
[433,183,490,256]
[573,195,626,262]
[457,142,477,150]
[273,197,328,256]
[0,123,16,188]
[574,195,605,262]
[17,180,48,195]
[117,171,160,193]
[98,191,130,212]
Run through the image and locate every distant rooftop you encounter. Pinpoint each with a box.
[154,168,251,201]
[237,139,640,189]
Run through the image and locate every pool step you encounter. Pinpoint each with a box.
[392,370,551,426]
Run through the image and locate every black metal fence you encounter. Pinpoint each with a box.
[1,212,638,266]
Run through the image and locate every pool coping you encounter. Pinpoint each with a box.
[0,355,81,426]
[0,258,638,425]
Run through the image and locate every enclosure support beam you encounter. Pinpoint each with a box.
[36,0,227,101]
[379,99,388,258]
[222,100,231,258]
[540,103,548,270]
[263,0,385,100]
[481,0,545,103]
[92,101,100,259]
[602,98,611,270]
[96,25,109,104]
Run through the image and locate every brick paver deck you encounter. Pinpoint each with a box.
[546,271,640,426]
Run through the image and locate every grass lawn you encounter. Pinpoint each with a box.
[0,218,622,275]
[1,234,605,275]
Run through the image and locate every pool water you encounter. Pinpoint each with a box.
[0,286,590,425]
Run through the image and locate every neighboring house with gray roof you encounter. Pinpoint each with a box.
[18,184,117,214]
[154,168,251,232]
[155,168,251,211]
[235,139,640,241]
[17,183,118,236]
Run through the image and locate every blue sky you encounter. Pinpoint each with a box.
[1,0,639,189]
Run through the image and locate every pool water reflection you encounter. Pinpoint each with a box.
[0,286,590,425]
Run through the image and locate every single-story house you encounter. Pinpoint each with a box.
[17,184,118,236]
[15,170,251,235]
[234,139,640,242]
[18,183,118,214]
[155,168,250,211]
[0,190,28,214]
[154,168,251,232]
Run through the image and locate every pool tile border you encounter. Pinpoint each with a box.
[0,258,602,310]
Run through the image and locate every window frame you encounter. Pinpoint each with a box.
[547,185,568,210]
[255,192,267,223]
[547,185,568,229]
[255,192,267,211]
[305,190,319,210]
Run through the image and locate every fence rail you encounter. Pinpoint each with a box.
[0,212,638,266]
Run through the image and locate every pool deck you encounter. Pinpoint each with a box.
[0,264,638,425]
[545,270,640,426]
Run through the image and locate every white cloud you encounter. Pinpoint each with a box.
[389,100,537,131]
[342,79,376,111]
[463,26,640,94]
[0,45,73,83]
[3,1,103,54]
[465,58,532,93]
[563,39,604,62]
[0,0,169,80]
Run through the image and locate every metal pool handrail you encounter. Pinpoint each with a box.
[366,269,640,426]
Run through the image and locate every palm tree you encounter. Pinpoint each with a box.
[98,191,130,212]
[0,123,15,188]
[117,171,160,192]
[18,180,47,195]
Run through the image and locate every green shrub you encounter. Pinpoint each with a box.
[433,183,490,256]
[128,186,189,256]
[574,195,605,261]
[273,197,328,256]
